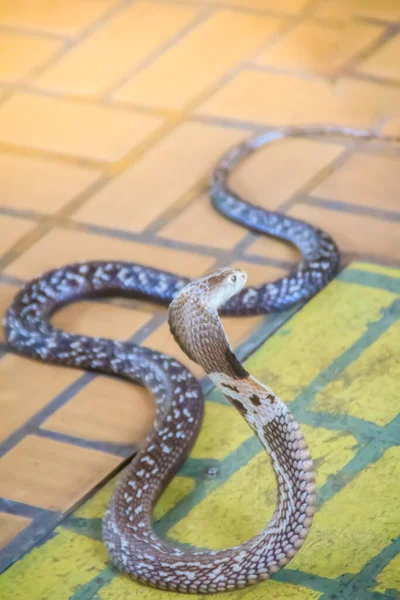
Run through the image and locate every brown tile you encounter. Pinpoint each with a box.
[229,138,344,209]
[202,0,309,15]
[315,0,400,23]
[256,20,383,75]
[314,0,352,23]
[0,93,163,162]
[159,192,246,249]
[144,320,204,378]
[231,261,287,286]
[0,434,121,511]
[4,227,215,280]
[0,0,117,36]
[34,1,197,96]
[52,300,151,339]
[358,34,400,80]
[0,512,32,549]
[0,282,19,342]
[73,122,248,232]
[196,70,400,127]
[145,312,264,378]
[0,214,36,256]
[113,11,282,110]
[311,153,400,212]
[43,377,155,445]
[246,234,299,263]
[223,313,265,349]
[381,118,400,136]
[0,153,100,214]
[0,31,61,83]
[287,203,400,260]
[0,354,80,443]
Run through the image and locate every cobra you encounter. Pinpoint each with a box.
[4,126,398,593]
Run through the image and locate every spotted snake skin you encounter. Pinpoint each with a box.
[4,126,399,594]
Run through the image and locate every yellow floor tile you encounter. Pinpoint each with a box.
[143,320,208,379]
[0,214,36,256]
[0,0,117,36]
[375,553,400,594]
[0,434,121,511]
[144,313,264,379]
[34,1,197,96]
[203,0,310,14]
[246,235,300,263]
[100,575,321,600]
[230,261,287,286]
[72,122,248,232]
[288,203,400,260]
[212,312,266,352]
[359,33,400,80]
[229,137,344,209]
[73,476,119,520]
[169,423,357,548]
[42,376,155,445]
[0,527,108,600]
[197,69,400,127]
[153,476,196,522]
[159,192,246,249]
[313,320,400,425]
[0,512,31,549]
[311,152,400,212]
[246,279,396,399]
[4,227,215,280]
[315,0,400,23]
[294,446,400,578]
[352,261,400,279]
[189,401,252,461]
[381,117,400,136]
[0,353,80,443]
[52,300,151,339]
[0,282,19,343]
[256,20,383,75]
[113,11,282,110]
[0,31,61,83]
[0,93,163,162]
[0,152,100,214]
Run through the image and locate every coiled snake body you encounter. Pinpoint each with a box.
[4,126,398,594]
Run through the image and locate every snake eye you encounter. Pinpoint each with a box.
[230,275,237,283]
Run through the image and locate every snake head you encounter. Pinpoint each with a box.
[168,268,247,372]
[201,267,247,310]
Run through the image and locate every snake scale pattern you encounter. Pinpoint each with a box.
[4,126,398,594]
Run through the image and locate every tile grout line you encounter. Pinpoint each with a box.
[299,195,400,222]
[1,0,400,587]
[0,0,139,106]
[100,5,215,101]
[0,23,73,42]
[331,20,400,82]
[3,116,397,278]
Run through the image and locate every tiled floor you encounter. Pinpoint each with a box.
[0,263,399,599]
[0,0,400,582]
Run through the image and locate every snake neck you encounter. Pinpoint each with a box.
[208,371,314,527]
[168,291,249,379]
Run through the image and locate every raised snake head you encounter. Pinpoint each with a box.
[168,268,248,377]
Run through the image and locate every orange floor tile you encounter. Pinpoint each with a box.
[0,0,399,576]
